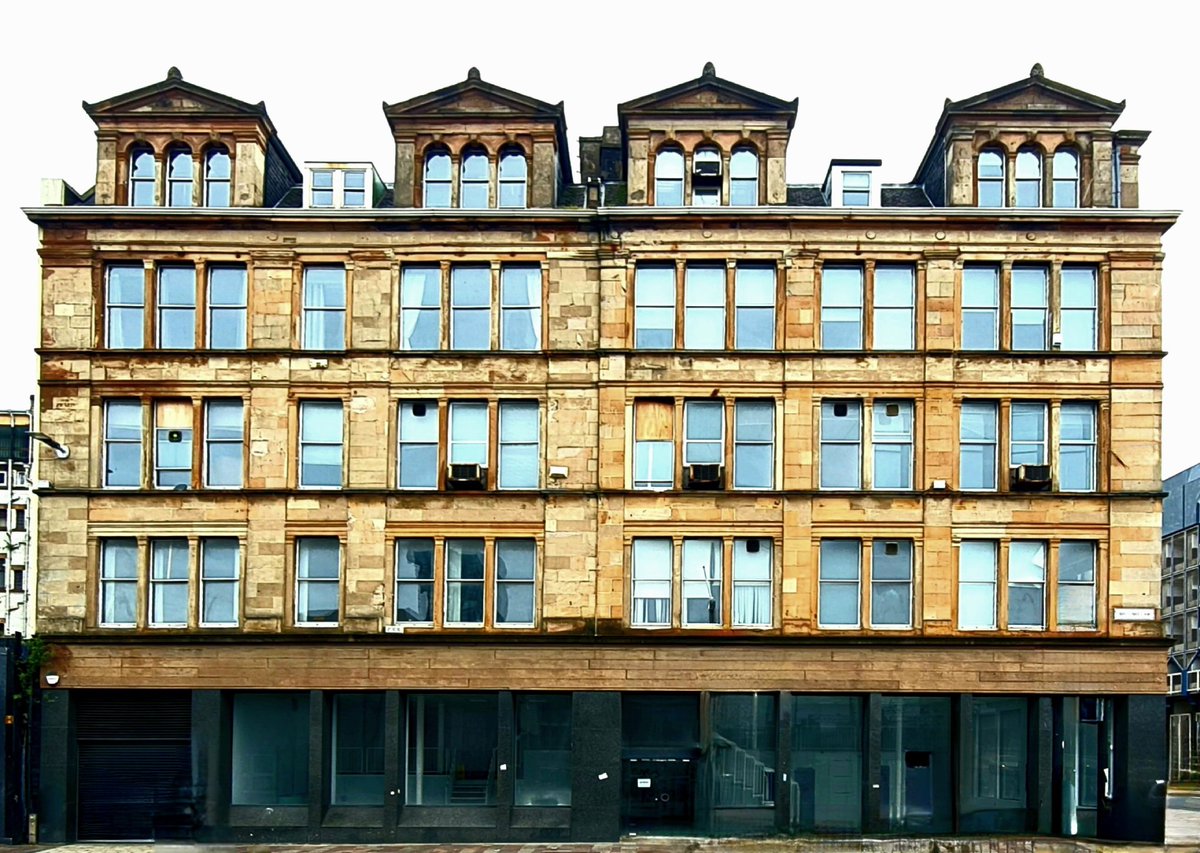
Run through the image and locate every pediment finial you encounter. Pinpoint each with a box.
[702,61,716,78]
[166,66,183,82]
[1030,62,1044,79]
[467,66,481,82]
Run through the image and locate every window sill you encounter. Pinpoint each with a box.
[295,622,339,628]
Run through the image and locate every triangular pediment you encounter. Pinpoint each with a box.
[84,68,268,120]
[619,63,798,127]
[384,69,564,121]
[946,65,1125,118]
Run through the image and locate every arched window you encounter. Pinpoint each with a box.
[423,148,452,208]
[692,146,721,206]
[460,148,490,209]
[977,149,1005,207]
[166,146,193,207]
[204,146,231,207]
[1015,148,1042,208]
[654,147,684,206]
[498,148,527,208]
[129,144,157,206]
[1052,148,1079,208]
[729,147,759,206]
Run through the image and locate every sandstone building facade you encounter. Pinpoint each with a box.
[26,63,1173,842]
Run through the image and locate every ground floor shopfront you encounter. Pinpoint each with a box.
[38,685,1165,844]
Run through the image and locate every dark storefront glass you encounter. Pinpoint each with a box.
[622,694,700,750]
[711,693,777,807]
[405,693,497,806]
[231,693,310,805]
[791,695,863,833]
[515,693,572,806]
[332,693,385,805]
[960,697,1027,832]
[880,696,953,833]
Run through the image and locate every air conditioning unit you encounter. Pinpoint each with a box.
[684,463,724,490]
[693,160,722,179]
[1010,464,1051,492]
[447,462,486,490]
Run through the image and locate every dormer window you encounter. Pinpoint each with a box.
[304,164,380,209]
[460,148,489,209]
[129,144,156,206]
[655,147,684,206]
[1053,148,1079,208]
[841,172,870,206]
[311,170,334,207]
[204,147,231,207]
[692,146,721,207]
[166,147,193,207]
[1015,148,1042,208]
[729,147,758,206]
[977,149,1005,207]
[498,148,527,208]
[424,148,452,208]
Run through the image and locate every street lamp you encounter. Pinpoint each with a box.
[27,433,68,460]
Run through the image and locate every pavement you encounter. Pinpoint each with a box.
[7,793,1195,852]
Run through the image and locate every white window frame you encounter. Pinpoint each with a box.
[498,148,527,209]
[448,401,489,470]
[149,538,189,628]
[310,168,335,207]
[104,400,143,489]
[395,538,435,625]
[633,402,674,491]
[682,538,722,628]
[1060,266,1097,351]
[499,264,541,351]
[498,400,539,490]
[301,267,347,351]
[156,265,197,350]
[397,401,439,490]
[1052,148,1080,209]
[153,402,193,489]
[977,149,1005,208]
[200,537,240,627]
[733,400,774,490]
[654,147,684,206]
[296,537,341,627]
[165,147,194,208]
[423,148,452,208]
[820,265,864,350]
[632,539,673,627]
[959,401,999,491]
[445,538,486,627]
[298,400,344,489]
[399,265,442,351]
[494,539,537,627]
[203,146,231,207]
[683,401,724,468]
[634,264,676,350]
[129,144,157,206]
[872,265,915,350]
[1010,402,1048,468]
[207,264,247,349]
[841,171,870,207]
[958,540,997,630]
[691,147,722,207]
[819,400,862,490]
[870,539,913,629]
[459,149,490,209]
[962,265,999,350]
[204,400,244,489]
[1015,148,1042,208]
[1011,266,1049,351]
[683,264,726,349]
[100,538,139,628]
[733,263,775,350]
[732,538,772,628]
[818,539,861,629]
[871,400,913,490]
[729,147,758,206]
[1059,402,1097,492]
[450,265,491,351]
[1057,540,1096,628]
[1008,540,1047,630]
[105,264,145,349]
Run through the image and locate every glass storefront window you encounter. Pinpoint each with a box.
[515,694,572,806]
[405,693,497,806]
[960,697,1027,832]
[711,694,777,808]
[791,695,862,833]
[880,696,953,833]
[332,693,384,805]
[231,693,310,805]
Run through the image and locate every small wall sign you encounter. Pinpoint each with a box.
[637,778,651,788]
[1113,607,1156,621]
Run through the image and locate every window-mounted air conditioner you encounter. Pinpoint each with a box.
[693,160,722,180]
[1010,464,1052,492]
[447,463,486,490]
[684,463,724,490]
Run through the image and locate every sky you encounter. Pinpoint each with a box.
[1,1,1195,473]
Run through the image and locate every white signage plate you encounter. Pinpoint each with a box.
[637,778,652,788]
[1113,607,1156,622]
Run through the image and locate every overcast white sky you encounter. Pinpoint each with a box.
[1,1,1194,473]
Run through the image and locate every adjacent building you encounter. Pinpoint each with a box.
[1164,463,1200,781]
[1,409,32,636]
[25,62,1174,843]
